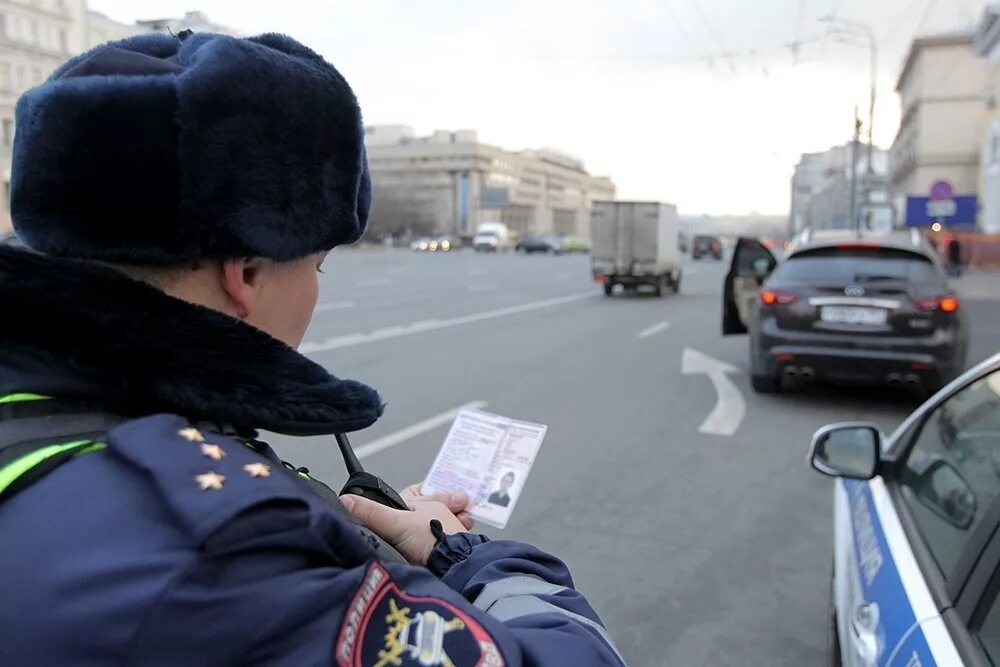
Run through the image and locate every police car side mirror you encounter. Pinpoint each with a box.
[808,423,881,480]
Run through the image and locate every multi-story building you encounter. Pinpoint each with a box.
[890,33,988,226]
[136,11,238,37]
[364,125,615,239]
[790,143,890,232]
[790,152,824,233]
[0,6,235,234]
[85,9,135,48]
[0,0,87,232]
[974,8,1000,233]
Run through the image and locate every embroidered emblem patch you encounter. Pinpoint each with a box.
[335,563,504,667]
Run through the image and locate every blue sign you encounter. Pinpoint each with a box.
[905,195,977,228]
[930,180,954,201]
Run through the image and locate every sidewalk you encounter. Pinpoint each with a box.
[952,269,999,301]
[951,269,1000,366]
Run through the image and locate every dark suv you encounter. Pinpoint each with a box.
[692,235,723,260]
[723,230,968,394]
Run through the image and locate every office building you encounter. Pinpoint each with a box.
[365,125,615,239]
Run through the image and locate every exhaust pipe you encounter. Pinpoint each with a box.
[783,367,800,378]
[904,374,923,388]
[887,373,903,387]
[799,367,816,381]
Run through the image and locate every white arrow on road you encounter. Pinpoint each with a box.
[682,348,746,436]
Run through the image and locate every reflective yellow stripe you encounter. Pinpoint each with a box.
[0,440,106,495]
[0,393,50,404]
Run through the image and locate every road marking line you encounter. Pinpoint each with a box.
[681,348,745,436]
[466,284,496,292]
[300,291,593,354]
[356,401,488,460]
[315,300,355,312]
[637,321,672,339]
[685,267,699,275]
[357,278,392,287]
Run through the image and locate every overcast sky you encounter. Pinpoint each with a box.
[90,0,987,215]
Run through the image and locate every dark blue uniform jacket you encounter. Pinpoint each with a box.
[0,247,624,666]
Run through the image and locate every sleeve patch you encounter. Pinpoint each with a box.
[335,563,505,667]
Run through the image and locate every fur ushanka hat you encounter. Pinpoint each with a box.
[11,31,370,264]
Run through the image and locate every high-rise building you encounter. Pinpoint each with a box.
[790,144,890,233]
[974,8,1000,233]
[364,125,615,239]
[136,11,238,37]
[890,32,988,227]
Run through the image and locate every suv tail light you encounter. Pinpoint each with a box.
[914,295,960,313]
[760,290,798,306]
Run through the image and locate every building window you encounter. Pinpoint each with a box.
[15,66,24,91]
[0,64,10,90]
[28,19,38,44]
[31,67,42,85]
[0,14,7,39]
[58,28,67,53]
[3,119,14,147]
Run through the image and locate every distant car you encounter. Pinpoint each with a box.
[431,235,460,252]
[473,232,500,252]
[692,235,723,260]
[562,236,591,253]
[810,352,1000,667]
[519,236,564,255]
[474,222,513,252]
[723,230,968,394]
[410,237,433,252]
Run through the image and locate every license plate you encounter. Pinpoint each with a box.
[821,306,887,325]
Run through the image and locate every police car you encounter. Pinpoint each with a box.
[809,351,1000,666]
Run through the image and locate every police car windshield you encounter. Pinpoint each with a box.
[773,248,941,286]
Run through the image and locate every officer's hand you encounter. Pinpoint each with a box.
[340,493,469,566]
[400,484,475,530]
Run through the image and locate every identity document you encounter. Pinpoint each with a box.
[421,408,547,529]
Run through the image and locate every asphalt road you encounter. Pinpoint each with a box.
[265,248,999,667]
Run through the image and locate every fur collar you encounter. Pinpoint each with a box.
[0,246,383,434]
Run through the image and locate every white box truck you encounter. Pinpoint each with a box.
[590,201,683,297]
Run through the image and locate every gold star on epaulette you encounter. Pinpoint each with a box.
[195,472,226,491]
[178,427,204,442]
[243,462,271,478]
[200,443,226,461]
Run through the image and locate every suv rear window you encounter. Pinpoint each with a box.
[772,247,942,286]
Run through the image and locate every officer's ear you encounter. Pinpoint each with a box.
[220,257,266,320]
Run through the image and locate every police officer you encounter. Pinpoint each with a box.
[0,32,624,666]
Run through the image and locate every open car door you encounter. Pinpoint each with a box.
[722,237,778,335]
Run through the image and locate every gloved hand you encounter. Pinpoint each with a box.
[340,486,472,566]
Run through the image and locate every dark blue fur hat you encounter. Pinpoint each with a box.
[10,31,371,264]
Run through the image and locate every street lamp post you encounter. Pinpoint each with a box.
[822,17,878,174]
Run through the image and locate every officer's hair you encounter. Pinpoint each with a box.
[103,262,201,289]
